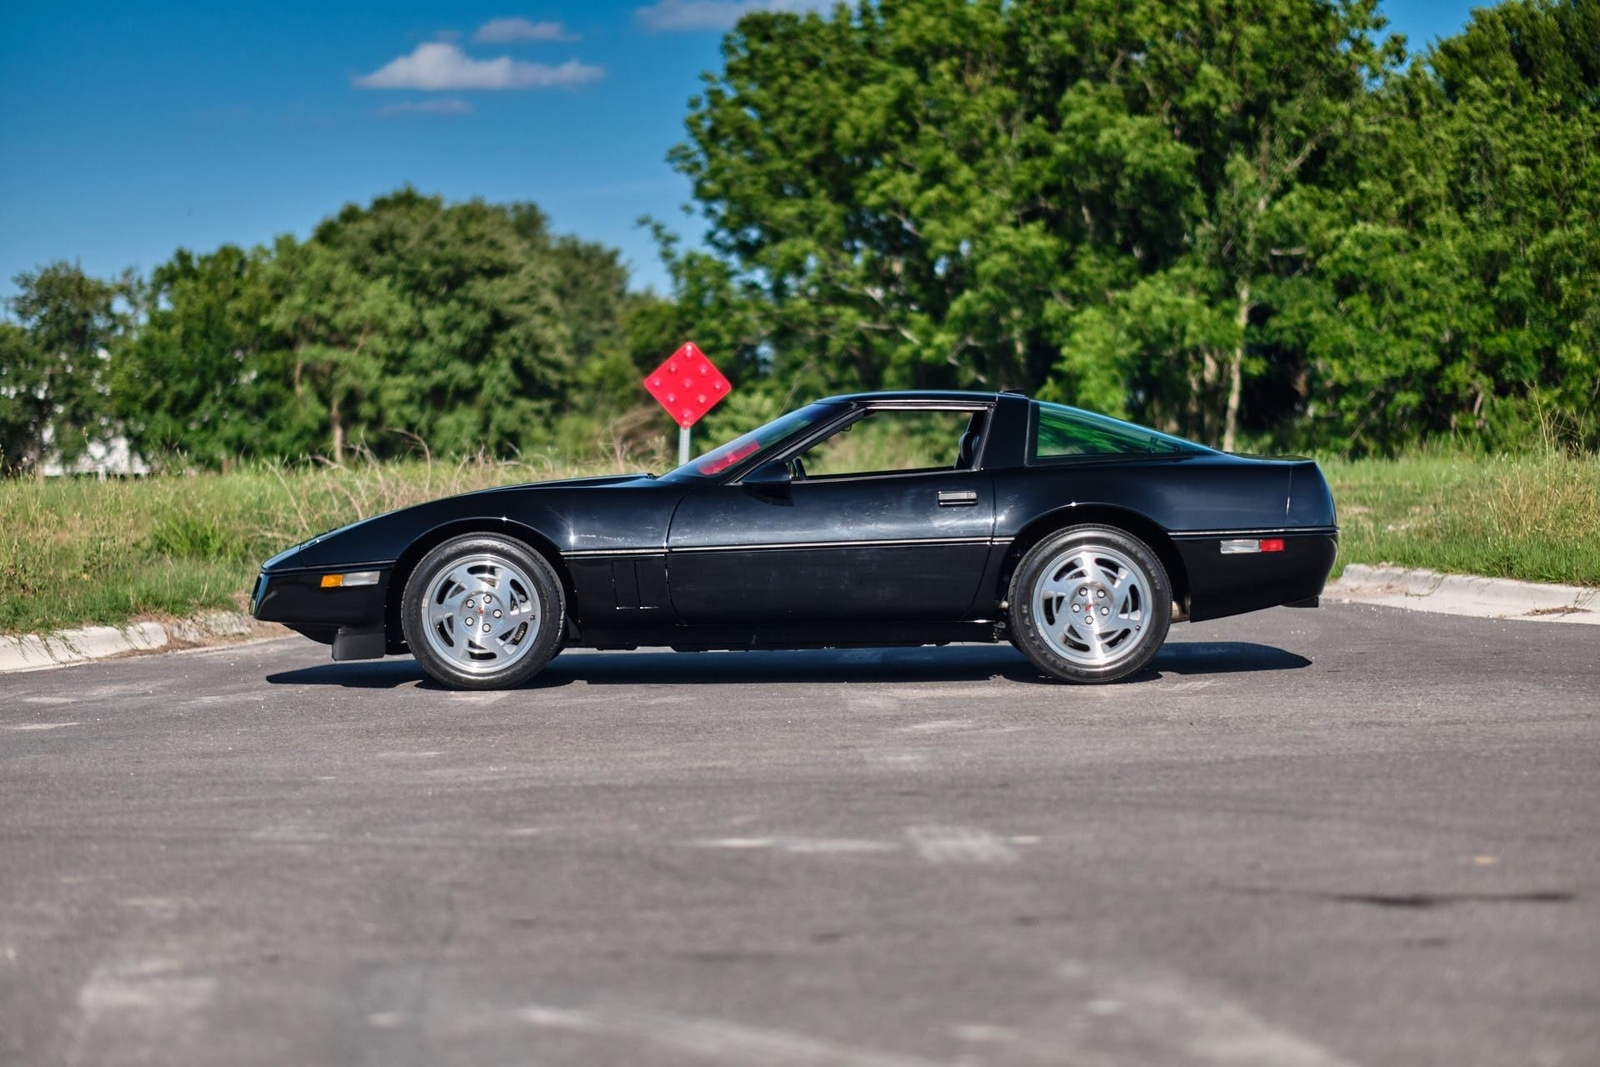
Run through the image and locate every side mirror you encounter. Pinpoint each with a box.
[742,459,792,486]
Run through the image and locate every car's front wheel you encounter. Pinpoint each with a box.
[401,535,565,690]
[1008,525,1171,683]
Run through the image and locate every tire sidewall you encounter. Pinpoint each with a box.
[1008,525,1171,683]
[401,535,565,690]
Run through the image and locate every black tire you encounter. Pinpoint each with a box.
[400,535,565,690]
[1007,524,1171,683]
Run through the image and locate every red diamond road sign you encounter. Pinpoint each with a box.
[643,342,731,429]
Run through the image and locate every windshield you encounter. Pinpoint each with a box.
[660,402,843,480]
[1032,401,1211,458]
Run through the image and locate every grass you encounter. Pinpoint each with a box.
[1,448,1595,636]
[0,454,618,636]
[1323,451,1600,586]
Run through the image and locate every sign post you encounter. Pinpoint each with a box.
[643,342,731,467]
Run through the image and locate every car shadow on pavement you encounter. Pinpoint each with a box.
[264,659,433,688]
[1147,640,1312,677]
[264,640,1308,689]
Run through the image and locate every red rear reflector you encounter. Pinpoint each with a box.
[1259,538,1285,553]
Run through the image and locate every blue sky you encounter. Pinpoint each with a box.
[0,1,1482,302]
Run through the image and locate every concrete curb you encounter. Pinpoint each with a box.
[0,612,292,675]
[1327,564,1600,625]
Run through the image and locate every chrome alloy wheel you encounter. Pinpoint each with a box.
[419,553,541,675]
[1030,543,1150,668]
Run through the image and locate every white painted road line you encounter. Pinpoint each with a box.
[517,1003,946,1067]
[447,691,511,705]
[66,959,216,1067]
[693,836,902,855]
[511,971,1356,1067]
[693,829,1028,863]
[905,825,1019,865]
[1056,961,1360,1067]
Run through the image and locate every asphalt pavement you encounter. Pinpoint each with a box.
[1,603,1596,1067]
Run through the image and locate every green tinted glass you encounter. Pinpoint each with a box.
[1032,401,1209,458]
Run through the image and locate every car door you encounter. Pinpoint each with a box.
[665,405,996,624]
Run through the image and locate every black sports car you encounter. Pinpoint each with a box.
[252,391,1337,688]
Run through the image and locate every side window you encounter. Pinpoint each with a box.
[798,409,982,478]
[1032,401,1208,459]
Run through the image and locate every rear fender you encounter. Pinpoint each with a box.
[997,505,1190,614]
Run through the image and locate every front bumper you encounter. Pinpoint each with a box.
[252,567,393,658]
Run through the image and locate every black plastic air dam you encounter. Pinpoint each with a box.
[332,627,387,661]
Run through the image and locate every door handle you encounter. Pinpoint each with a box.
[937,490,979,507]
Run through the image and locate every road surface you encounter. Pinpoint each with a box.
[2,603,1596,1066]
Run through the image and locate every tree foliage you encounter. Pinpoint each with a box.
[0,323,47,474]
[110,245,280,467]
[3,1,1596,472]
[666,0,1599,454]
[1280,0,1600,452]
[2,263,127,472]
[106,190,660,467]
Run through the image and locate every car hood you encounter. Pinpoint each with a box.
[455,472,654,497]
[262,472,657,572]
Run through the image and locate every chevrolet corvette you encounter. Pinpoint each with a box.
[252,391,1337,688]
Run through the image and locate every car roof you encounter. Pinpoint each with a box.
[815,389,1020,404]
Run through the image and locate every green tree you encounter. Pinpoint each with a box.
[264,236,412,463]
[109,190,648,466]
[670,0,1055,395]
[667,0,1402,450]
[3,262,126,470]
[310,189,574,457]
[0,323,47,474]
[1279,0,1599,453]
[110,244,282,467]
[1049,0,1400,449]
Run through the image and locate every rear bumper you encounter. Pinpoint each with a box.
[1174,529,1338,623]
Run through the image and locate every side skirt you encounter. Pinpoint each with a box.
[573,621,1003,653]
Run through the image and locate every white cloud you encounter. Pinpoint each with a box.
[353,43,604,91]
[474,17,576,43]
[636,0,830,33]
[377,98,474,116]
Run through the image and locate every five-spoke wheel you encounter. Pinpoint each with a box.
[1008,525,1171,683]
[401,535,565,690]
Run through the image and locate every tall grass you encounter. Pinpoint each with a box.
[0,453,619,635]
[1323,450,1600,585]
[1,446,1594,635]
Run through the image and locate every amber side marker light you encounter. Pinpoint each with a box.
[320,571,380,589]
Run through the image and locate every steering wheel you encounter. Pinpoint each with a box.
[788,455,808,480]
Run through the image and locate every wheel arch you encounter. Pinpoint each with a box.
[384,518,576,652]
[1000,505,1190,613]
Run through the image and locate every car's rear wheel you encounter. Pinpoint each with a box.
[401,535,565,690]
[1008,525,1171,683]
